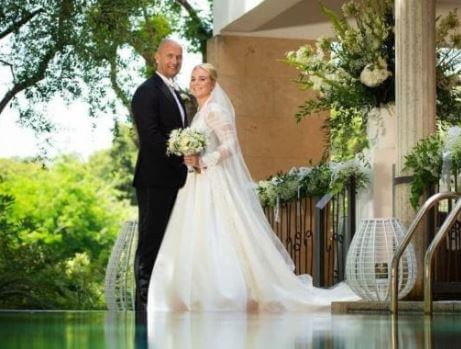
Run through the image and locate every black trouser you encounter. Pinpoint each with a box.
[134,186,178,312]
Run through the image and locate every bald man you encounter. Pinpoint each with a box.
[131,39,188,312]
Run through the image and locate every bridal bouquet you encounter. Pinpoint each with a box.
[167,127,208,156]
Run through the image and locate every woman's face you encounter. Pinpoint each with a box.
[190,67,215,100]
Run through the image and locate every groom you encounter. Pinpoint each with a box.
[131,38,188,312]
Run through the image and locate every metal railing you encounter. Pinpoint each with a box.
[427,181,461,300]
[264,180,357,287]
[390,192,461,315]
[313,181,356,287]
[264,198,315,276]
[424,196,461,314]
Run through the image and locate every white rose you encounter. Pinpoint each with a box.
[360,64,392,87]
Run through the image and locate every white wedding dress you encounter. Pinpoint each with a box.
[147,84,359,313]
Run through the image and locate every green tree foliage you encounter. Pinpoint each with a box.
[88,122,138,205]
[0,157,133,309]
[0,0,212,126]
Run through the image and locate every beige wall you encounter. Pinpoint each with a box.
[207,35,327,180]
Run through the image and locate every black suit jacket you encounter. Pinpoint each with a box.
[132,73,188,188]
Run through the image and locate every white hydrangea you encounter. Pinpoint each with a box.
[295,46,311,65]
[360,57,392,87]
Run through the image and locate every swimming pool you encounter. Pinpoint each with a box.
[1,310,460,348]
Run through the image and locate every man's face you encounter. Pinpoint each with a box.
[155,42,183,79]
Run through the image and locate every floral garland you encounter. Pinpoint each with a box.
[256,155,370,208]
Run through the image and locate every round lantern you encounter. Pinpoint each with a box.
[345,218,416,301]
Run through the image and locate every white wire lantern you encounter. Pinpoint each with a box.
[345,218,416,301]
[104,220,138,311]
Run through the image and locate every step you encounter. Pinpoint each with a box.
[331,300,461,314]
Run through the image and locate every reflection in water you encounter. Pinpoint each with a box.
[145,312,459,349]
[1,311,461,349]
[104,311,135,349]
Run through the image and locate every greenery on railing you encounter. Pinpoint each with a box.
[404,125,461,208]
[256,155,370,207]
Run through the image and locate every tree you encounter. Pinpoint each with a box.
[88,122,138,205]
[0,0,212,128]
[0,157,133,309]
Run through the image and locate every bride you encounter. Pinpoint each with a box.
[147,63,358,313]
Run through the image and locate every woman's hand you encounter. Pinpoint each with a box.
[184,154,200,168]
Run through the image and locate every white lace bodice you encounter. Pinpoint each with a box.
[191,102,238,168]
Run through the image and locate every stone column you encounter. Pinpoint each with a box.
[395,0,437,298]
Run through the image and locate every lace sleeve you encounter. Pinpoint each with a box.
[200,104,237,168]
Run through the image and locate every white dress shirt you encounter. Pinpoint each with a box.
[156,72,186,126]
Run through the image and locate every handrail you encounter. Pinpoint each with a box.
[424,196,461,314]
[390,192,461,314]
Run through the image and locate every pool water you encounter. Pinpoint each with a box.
[1,311,461,349]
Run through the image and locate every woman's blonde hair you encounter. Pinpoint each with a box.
[193,63,218,82]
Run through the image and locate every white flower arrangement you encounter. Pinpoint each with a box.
[256,157,370,207]
[166,127,208,156]
[285,0,395,118]
[285,0,461,167]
